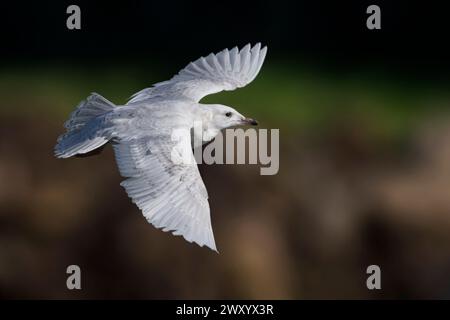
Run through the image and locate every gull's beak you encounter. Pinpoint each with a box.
[242,118,258,126]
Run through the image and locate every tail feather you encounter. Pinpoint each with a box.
[55,93,115,158]
[64,93,116,130]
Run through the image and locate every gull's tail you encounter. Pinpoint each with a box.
[54,93,115,158]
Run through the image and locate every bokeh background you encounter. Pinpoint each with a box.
[1,0,450,299]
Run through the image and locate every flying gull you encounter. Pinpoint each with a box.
[55,43,267,251]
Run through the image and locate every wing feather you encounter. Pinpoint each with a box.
[113,137,217,251]
[128,43,267,103]
[229,46,240,73]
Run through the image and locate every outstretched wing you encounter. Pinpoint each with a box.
[113,135,217,251]
[128,43,267,103]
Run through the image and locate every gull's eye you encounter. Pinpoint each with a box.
[225,112,232,117]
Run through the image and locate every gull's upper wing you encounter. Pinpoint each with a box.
[128,43,267,103]
[113,134,217,251]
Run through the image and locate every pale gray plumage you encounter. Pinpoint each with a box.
[54,43,267,251]
[128,43,267,103]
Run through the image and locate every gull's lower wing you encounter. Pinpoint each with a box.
[128,43,267,103]
[112,136,217,251]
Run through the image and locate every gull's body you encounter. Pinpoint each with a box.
[55,44,267,251]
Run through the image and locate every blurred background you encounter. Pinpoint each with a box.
[1,0,450,299]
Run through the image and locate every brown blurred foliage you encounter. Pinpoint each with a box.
[1,112,450,299]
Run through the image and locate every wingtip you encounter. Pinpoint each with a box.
[251,42,267,54]
[168,228,218,252]
[260,46,268,59]
[200,238,218,253]
[206,242,219,253]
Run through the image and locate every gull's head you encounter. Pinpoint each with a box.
[207,104,258,130]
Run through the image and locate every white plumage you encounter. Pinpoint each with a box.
[55,43,267,251]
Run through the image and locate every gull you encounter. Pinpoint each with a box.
[54,43,267,251]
